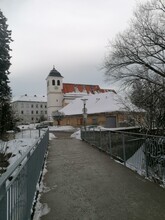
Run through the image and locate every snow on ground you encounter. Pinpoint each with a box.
[18,124,38,130]
[126,144,146,176]
[33,163,51,220]
[70,129,81,140]
[0,125,74,171]
[0,129,46,168]
[49,132,56,140]
[48,125,75,131]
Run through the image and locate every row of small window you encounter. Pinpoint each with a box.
[31,104,47,108]
[21,111,47,115]
[47,79,60,86]
[21,104,47,108]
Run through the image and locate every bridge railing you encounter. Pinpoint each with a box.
[81,128,165,185]
[0,129,49,220]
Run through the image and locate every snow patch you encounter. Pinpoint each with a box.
[48,125,75,131]
[126,144,146,176]
[49,133,56,140]
[33,202,50,220]
[71,129,81,140]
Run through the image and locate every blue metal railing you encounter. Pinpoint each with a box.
[0,129,49,220]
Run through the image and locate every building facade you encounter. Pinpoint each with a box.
[12,95,47,124]
[46,67,114,120]
[58,92,144,128]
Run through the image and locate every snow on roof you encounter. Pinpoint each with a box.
[12,94,47,103]
[59,91,136,116]
[64,92,87,99]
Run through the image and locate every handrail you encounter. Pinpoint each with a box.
[0,131,46,186]
[0,129,49,220]
[0,139,38,187]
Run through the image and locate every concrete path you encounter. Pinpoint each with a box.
[39,132,165,220]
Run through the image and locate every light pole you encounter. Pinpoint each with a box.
[81,98,88,130]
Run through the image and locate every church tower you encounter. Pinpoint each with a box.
[46,66,63,120]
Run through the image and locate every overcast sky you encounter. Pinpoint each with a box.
[1,0,140,97]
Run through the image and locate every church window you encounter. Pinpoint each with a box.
[52,79,55,85]
[57,80,60,86]
[47,81,49,87]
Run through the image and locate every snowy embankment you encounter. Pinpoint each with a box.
[32,163,51,220]
[0,128,56,172]
[0,125,75,172]
[0,130,44,170]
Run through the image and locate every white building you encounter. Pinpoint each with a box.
[46,67,114,120]
[12,94,47,124]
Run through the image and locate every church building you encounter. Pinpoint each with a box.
[46,67,114,120]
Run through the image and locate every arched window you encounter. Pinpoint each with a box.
[57,80,60,86]
[52,79,55,85]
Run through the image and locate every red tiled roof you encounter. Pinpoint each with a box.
[62,83,115,94]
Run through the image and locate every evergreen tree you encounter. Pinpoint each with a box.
[0,9,14,136]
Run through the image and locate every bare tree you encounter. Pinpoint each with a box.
[104,0,165,133]
[104,0,165,89]
[130,79,165,133]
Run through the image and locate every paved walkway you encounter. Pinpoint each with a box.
[39,132,165,220]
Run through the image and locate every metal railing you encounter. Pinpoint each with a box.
[0,129,49,220]
[81,128,165,185]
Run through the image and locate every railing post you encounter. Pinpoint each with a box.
[122,133,126,166]
[108,131,112,155]
[99,129,102,149]
[144,140,149,177]
[0,183,7,220]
